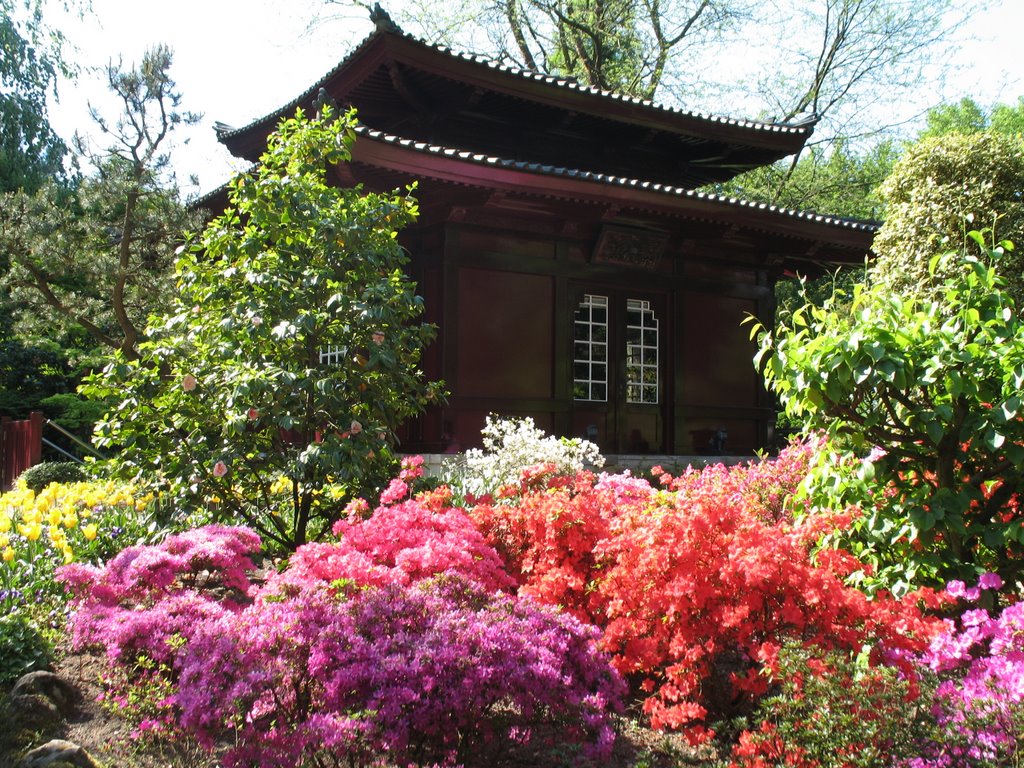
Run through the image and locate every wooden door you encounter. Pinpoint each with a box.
[569,286,668,454]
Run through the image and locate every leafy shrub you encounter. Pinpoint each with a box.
[17,461,86,492]
[755,241,1024,591]
[86,106,443,551]
[730,643,939,768]
[0,609,53,685]
[871,132,1024,304]
[60,521,625,766]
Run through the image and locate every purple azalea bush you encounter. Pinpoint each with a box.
[59,524,625,767]
[908,574,1024,766]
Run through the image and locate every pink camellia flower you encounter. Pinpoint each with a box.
[212,461,229,478]
[978,572,1004,591]
[350,420,363,435]
[182,374,197,392]
[247,408,259,421]
[372,331,385,345]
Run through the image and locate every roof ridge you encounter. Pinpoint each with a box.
[217,27,814,142]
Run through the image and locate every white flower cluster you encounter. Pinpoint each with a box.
[448,415,605,498]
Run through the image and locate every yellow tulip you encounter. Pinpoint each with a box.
[2,548,13,562]
[19,522,41,541]
[82,524,98,541]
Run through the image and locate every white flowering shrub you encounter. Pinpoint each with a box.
[445,415,605,499]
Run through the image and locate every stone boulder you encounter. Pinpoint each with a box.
[11,671,79,717]
[16,739,100,768]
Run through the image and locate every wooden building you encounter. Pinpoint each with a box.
[214,25,876,457]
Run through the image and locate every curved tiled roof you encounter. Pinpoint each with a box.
[216,28,815,143]
[352,125,877,234]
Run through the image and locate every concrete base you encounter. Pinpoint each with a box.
[409,453,755,479]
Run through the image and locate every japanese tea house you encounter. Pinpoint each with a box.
[213,22,877,457]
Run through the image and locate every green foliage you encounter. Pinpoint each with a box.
[0,611,53,685]
[0,47,202,360]
[87,106,444,550]
[919,97,989,138]
[17,462,86,493]
[0,0,72,194]
[871,131,1024,305]
[38,392,108,435]
[0,338,73,418]
[540,0,646,94]
[723,138,896,220]
[919,96,1024,139]
[753,235,1024,591]
[732,643,939,767]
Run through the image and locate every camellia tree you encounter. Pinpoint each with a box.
[752,233,1024,592]
[86,105,444,549]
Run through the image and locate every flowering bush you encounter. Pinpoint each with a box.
[470,469,649,624]
[469,442,945,743]
[447,415,604,501]
[60,521,625,766]
[180,578,624,766]
[909,575,1024,766]
[730,643,940,768]
[271,456,515,594]
[273,499,515,594]
[59,525,261,665]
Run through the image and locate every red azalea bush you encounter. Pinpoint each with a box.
[469,467,649,624]
[469,442,947,743]
[728,643,940,768]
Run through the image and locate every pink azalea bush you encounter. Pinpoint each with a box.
[59,525,260,664]
[179,578,624,766]
[908,575,1024,766]
[59,503,624,765]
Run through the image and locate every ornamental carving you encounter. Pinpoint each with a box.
[592,226,668,270]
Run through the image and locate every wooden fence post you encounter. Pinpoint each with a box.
[0,412,45,492]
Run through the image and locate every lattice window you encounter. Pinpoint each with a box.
[625,299,658,404]
[573,294,608,401]
[319,346,345,366]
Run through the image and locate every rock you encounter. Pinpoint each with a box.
[11,671,79,717]
[7,693,64,731]
[15,739,100,768]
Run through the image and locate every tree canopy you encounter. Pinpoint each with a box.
[0,46,202,360]
[0,0,74,193]
[870,131,1024,304]
[87,105,444,549]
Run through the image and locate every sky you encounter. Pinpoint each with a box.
[44,0,1024,198]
